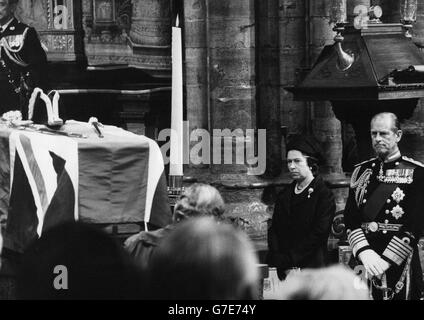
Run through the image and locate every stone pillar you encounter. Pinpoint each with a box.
[82,0,93,33]
[200,1,271,255]
[413,0,424,49]
[129,0,171,46]
[207,0,256,175]
[309,0,343,178]
[257,0,282,177]
[402,1,424,163]
[412,0,424,123]
[279,0,307,143]
[183,0,209,173]
[411,0,424,121]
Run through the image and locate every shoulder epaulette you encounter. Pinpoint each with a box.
[402,156,424,168]
[354,157,377,167]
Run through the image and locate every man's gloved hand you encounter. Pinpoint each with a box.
[358,249,390,278]
[379,259,391,273]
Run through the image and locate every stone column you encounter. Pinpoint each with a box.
[82,0,93,33]
[413,0,424,49]
[129,0,171,46]
[279,0,307,144]
[204,1,271,255]
[207,0,256,175]
[257,0,282,177]
[402,1,424,163]
[309,0,343,178]
[413,1,424,123]
[183,0,209,173]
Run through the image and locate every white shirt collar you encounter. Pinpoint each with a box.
[384,150,401,163]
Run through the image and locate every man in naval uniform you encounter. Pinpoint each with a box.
[344,112,424,300]
[0,0,47,119]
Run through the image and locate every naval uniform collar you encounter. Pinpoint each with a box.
[380,150,401,164]
[0,17,14,33]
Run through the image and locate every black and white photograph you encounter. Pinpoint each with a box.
[1,0,424,306]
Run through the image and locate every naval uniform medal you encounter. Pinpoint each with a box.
[377,161,414,184]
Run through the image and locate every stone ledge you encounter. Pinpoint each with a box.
[184,170,350,190]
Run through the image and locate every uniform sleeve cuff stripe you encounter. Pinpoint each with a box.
[390,237,413,253]
[389,239,411,252]
[351,241,370,256]
[349,238,368,249]
[348,229,369,256]
[349,233,366,242]
[386,246,408,260]
[348,229,366,242]
[387,243,410,257]
[349,229,364,238]
[382,250,404,266]
[392,237,413,250]
[350,238,366,248]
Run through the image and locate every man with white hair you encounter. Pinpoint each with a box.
[124,183,225,271]
[344,112,424,300]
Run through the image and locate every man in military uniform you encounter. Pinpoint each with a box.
[344,112,424,300]
[0,0,47,119]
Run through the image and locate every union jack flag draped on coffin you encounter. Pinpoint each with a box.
[1,122,172,253]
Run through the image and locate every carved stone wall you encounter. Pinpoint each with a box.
[129,0,171,46]
[15,0,48,30]
[82,0,171,77]
[15,0,83,62]
[279,0,307,137]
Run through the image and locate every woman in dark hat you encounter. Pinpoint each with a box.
[267,135,336,280]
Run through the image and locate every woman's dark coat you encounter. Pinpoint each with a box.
[267,176,335,277]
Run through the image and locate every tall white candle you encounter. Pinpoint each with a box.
[330,0,347,24]
[170,15,183,176]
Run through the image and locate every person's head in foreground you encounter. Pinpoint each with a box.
[17,221,143,299]
[278,265,371,300]
[147,216,259,300]
[172,183,225,223]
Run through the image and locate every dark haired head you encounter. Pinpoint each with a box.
[304,154,320,176]
[286,135,323,176]
[147,217,259,300]
[17,221,144,299]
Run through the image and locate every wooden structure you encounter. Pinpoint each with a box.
[287,21,424,161]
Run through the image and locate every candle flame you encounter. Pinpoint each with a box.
[176,14,179,27]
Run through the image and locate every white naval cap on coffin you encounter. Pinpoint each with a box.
[27,88,63,128]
